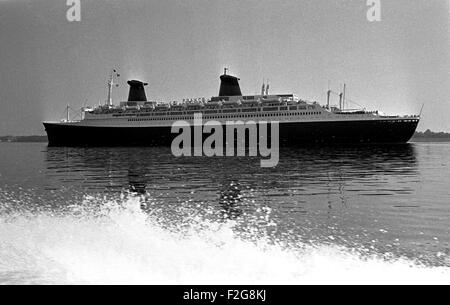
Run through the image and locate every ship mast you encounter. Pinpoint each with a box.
[327,81,331,110]
[327,89,331,110]
[107,69,120,106]
[343,83,346,111]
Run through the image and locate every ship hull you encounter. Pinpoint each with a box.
[44,119,419,147]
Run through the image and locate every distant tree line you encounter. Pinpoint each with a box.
[413,130,450,138]
[0,135,48,142]
[0,130,449,142]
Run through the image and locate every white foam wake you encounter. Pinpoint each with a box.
[0,195,449,285]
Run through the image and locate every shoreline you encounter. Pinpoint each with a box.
[1,135,450,143]
[0,136,48,143]
[411,138,450,143]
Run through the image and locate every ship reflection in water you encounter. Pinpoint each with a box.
[44,144,419,213]
[44,144,419,210]
[43,144,450,266]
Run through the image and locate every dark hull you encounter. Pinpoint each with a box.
[43,120,419,147]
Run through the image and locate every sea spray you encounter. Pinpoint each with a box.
[0,192,449,285]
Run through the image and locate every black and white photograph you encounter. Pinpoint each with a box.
[0,0,449,290]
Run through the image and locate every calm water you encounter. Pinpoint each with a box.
[0,142,449,284]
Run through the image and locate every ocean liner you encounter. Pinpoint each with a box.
[43,69,420,146]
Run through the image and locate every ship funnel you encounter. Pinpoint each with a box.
[219,70,242,97]
[127,80,148,101]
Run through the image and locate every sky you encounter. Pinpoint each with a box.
[0,0,449,135]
